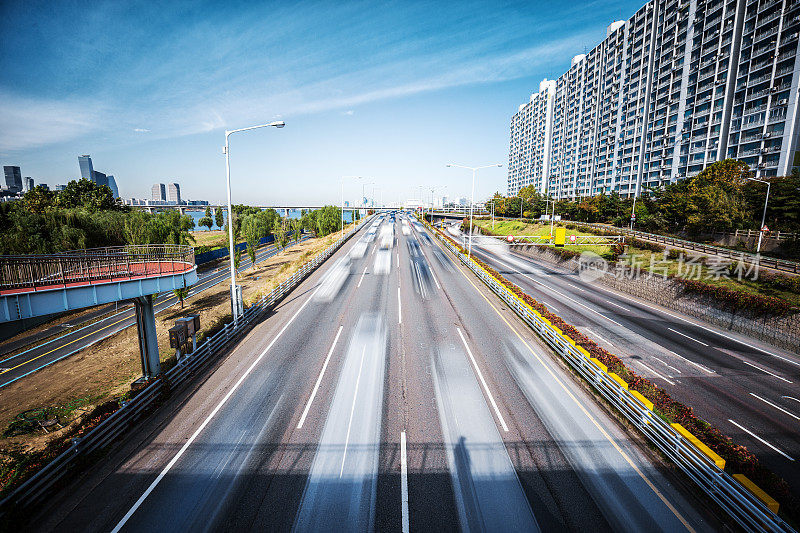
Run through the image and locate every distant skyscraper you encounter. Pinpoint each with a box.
[55,184,67,191]
[23,177,34,193]
[151,183,166,202]
[167,182,181,204]
[2,166,22,192]
[78,155,94,181]
[106,175,119,198]
[92,170,108,188]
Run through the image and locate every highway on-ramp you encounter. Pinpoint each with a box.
[28,216,715,532]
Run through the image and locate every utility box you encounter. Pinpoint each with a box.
[554,227,566,247]
[177,315,200,336]
[169,323,188,348]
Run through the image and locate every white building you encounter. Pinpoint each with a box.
[508,0,800,199]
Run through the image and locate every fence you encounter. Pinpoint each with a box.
[0,221,364,515]
[0,245,195,293]
[425,218,792,533]
[581,222,800,274]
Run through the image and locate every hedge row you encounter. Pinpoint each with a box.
[430,222,798,521]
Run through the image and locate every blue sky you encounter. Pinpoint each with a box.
[0,0,643,205]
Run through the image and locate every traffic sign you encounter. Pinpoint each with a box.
[762,225,769,233]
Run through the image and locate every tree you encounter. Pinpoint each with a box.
[174,287,190,308]
[21,185,55,214]
[215,207,224,229]
[198,206,213,230]
[234,246,243,277]
[242,214,263,268]
[274,217,289,250]
[291,218,302,243]
[56,178,120,211]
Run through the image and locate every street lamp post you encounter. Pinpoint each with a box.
[341,176,364,237]
[224,120,285,325]
[747,177,771,255]
[446,163,503,259]
[426,185,446,223]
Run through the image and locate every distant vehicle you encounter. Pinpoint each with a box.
[379,223,394,249]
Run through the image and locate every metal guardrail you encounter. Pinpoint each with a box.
[0,222,365,515]
[426,219,793,533]
[581,223,800,274]
[0,244,196,292]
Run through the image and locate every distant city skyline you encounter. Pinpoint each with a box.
[0,0,645,204]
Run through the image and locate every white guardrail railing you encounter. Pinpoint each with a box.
[425,219,794,533]
[0,221,366,515]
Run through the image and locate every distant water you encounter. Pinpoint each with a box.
[184,208,354,231]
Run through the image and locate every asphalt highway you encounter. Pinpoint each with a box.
[0,236,308,388]
[29,216,716,532]
[467,232,800,495]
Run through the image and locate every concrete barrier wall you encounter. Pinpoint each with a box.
[516,245,800,354]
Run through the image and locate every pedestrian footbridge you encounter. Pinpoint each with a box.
[0,245,198,378]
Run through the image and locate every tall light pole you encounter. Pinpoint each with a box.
[224,120,285,324]
[747,176,771,255]
[426,185,446,222]
[341,176,364,236]
[446,163,503,259]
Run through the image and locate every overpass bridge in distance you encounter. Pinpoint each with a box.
[0,245,198,379]
[129,204,399,215]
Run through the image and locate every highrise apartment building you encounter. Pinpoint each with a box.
[151,183,166,202]
[167,183,181,204]
[508,0,800,198]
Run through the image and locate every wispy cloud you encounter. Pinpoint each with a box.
[0,92,101,153]
[0,0,612,152]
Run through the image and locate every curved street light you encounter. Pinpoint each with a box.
[224,120,285,324]
[446,163,503,258]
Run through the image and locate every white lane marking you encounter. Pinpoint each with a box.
[400,431,410,533]
[667,328,709,347]
[567,282,585,292]
[397,251,400,267]
[112,283,321,533]
[742,360,793,383]
[297,326,344,429]
[749,393,800,422]
[548,304,560,313]
[584,327,615,348]
[605,300,631,312]
[652,356,682,374]
[456,328,508,432]
[595,290,800,368]
[398,287,402,325]
[784,396,800,404]
[728,419,795,462]
[357,266,368,288]
[636,361,676,385]
[340,345,368,477]
[507,246,800,370]
[430,268,442,290]
[667,350,715,374]
[488,255,623,327]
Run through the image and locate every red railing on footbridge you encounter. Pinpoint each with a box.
[0,245,195,295]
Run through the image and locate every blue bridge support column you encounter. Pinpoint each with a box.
[134,295,160,379]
